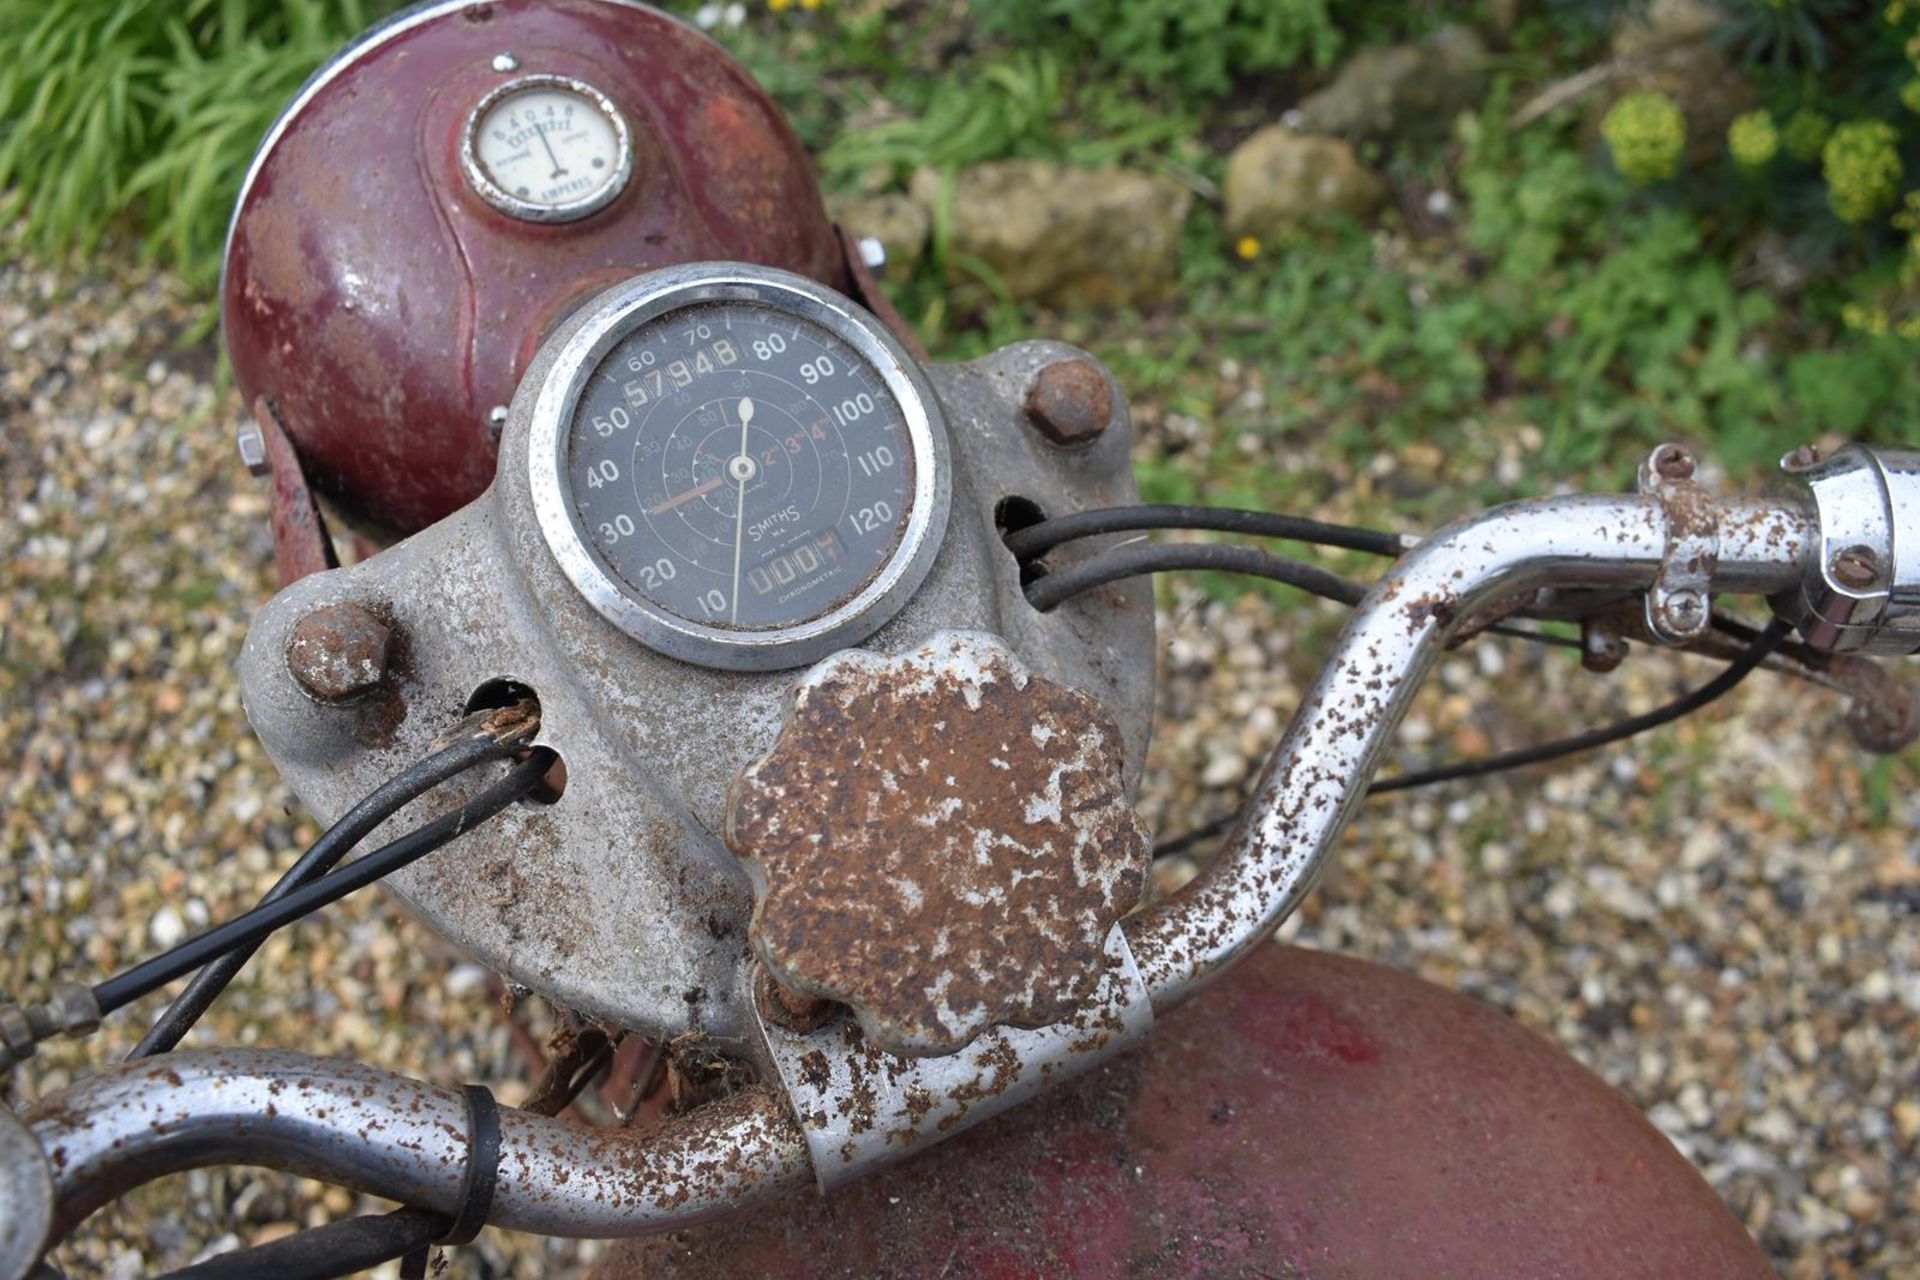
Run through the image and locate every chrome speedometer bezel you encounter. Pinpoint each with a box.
[527,262,952,672]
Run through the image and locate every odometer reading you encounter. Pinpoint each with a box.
[566,303,914,631]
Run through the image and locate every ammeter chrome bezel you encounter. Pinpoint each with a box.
[460,73,633,224]
[527,263,952,672]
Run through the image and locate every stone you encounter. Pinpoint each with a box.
[1610,0,1723,60]
[909,161,1192,309]
[1223,128,1388,241]
[825,192,930,275]
[1294,26,1490,145]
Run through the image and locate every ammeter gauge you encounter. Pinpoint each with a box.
[526,264,951,671]
[461,74,632,223]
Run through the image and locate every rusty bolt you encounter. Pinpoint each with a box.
[1830,545,1882,593]
[1652,444,1695,482]
[287,603,391,702]
[1848,681,1920,755]
[1781,444,1823,473]
[1025,358,1112,447]
[1580,619,1629,674]
[753,965,836,1034]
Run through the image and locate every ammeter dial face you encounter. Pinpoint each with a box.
[528,266,950,671]
[462,75,631,222]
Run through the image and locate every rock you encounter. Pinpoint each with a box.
[1294,26,1490,145]
[1223,128,1388,241]
[1610,0,1722,60]
[908,161,1191,309]
[149,904,185,949]
[825,192,930,275]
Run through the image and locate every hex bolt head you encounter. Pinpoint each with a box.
[235,420,271,478]
[1830,545,1882,593]
[1652,444,1695,481]
[855,235,887,275]
[1025,357,1113,447]
[287,603,392,702]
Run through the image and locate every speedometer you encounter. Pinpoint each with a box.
[526,264,950,671]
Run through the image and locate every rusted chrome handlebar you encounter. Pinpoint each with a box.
[5,474,1852,1271]
[26,1050,810,1243]
[1124,489,1818,1013]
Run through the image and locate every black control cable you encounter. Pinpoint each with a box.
[130,714,536,1059]
[1004,504,1409,562]
[1023,539,1582,651]
[1153,618,1791,856]
[91,749,556,1020]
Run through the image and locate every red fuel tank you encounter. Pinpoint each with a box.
[597,946,1769,1278]
[221,0,846,542]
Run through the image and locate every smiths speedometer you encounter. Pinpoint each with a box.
[527,264,950,671]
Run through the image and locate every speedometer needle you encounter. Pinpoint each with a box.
[728,397,755,624]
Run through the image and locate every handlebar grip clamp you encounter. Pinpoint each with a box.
[1777,444,1920,656]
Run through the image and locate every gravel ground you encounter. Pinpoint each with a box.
[3,247,1918,1278]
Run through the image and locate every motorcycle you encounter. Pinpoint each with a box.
[3,2,1915,1276]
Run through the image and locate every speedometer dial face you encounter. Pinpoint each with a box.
[528,265,950,671]
[569,304,910,630]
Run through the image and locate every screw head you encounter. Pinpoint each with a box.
[855,235,887,274]
[287,603,392,702]
[1025,358,1113,448]
[1653,444,1695,482]
[1663,589,1705,628]
[236,420,271,478]
[1830,545,1882,593]
[491,52,519,72]
[1781,444,1823,473]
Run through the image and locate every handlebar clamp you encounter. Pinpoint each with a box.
[1777,445,1920,657]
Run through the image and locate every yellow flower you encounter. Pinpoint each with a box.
[1234,236,1261,261]
[1822,121,1904,223]
[769,0,792,10]
[1843,303,1890,336]
[1600,92,1687,186]
[1728,111,1778,170]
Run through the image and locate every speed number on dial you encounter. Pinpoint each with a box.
[529,266,950,671]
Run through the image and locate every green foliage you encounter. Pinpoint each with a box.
[1728,110,1780,169]
[1781,107,1833,161]
[0,0,391,279]
[1599,91,1686,186]
[969,0,1342,99]
[1821,119,1904,224]
[820,52,1066,185]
